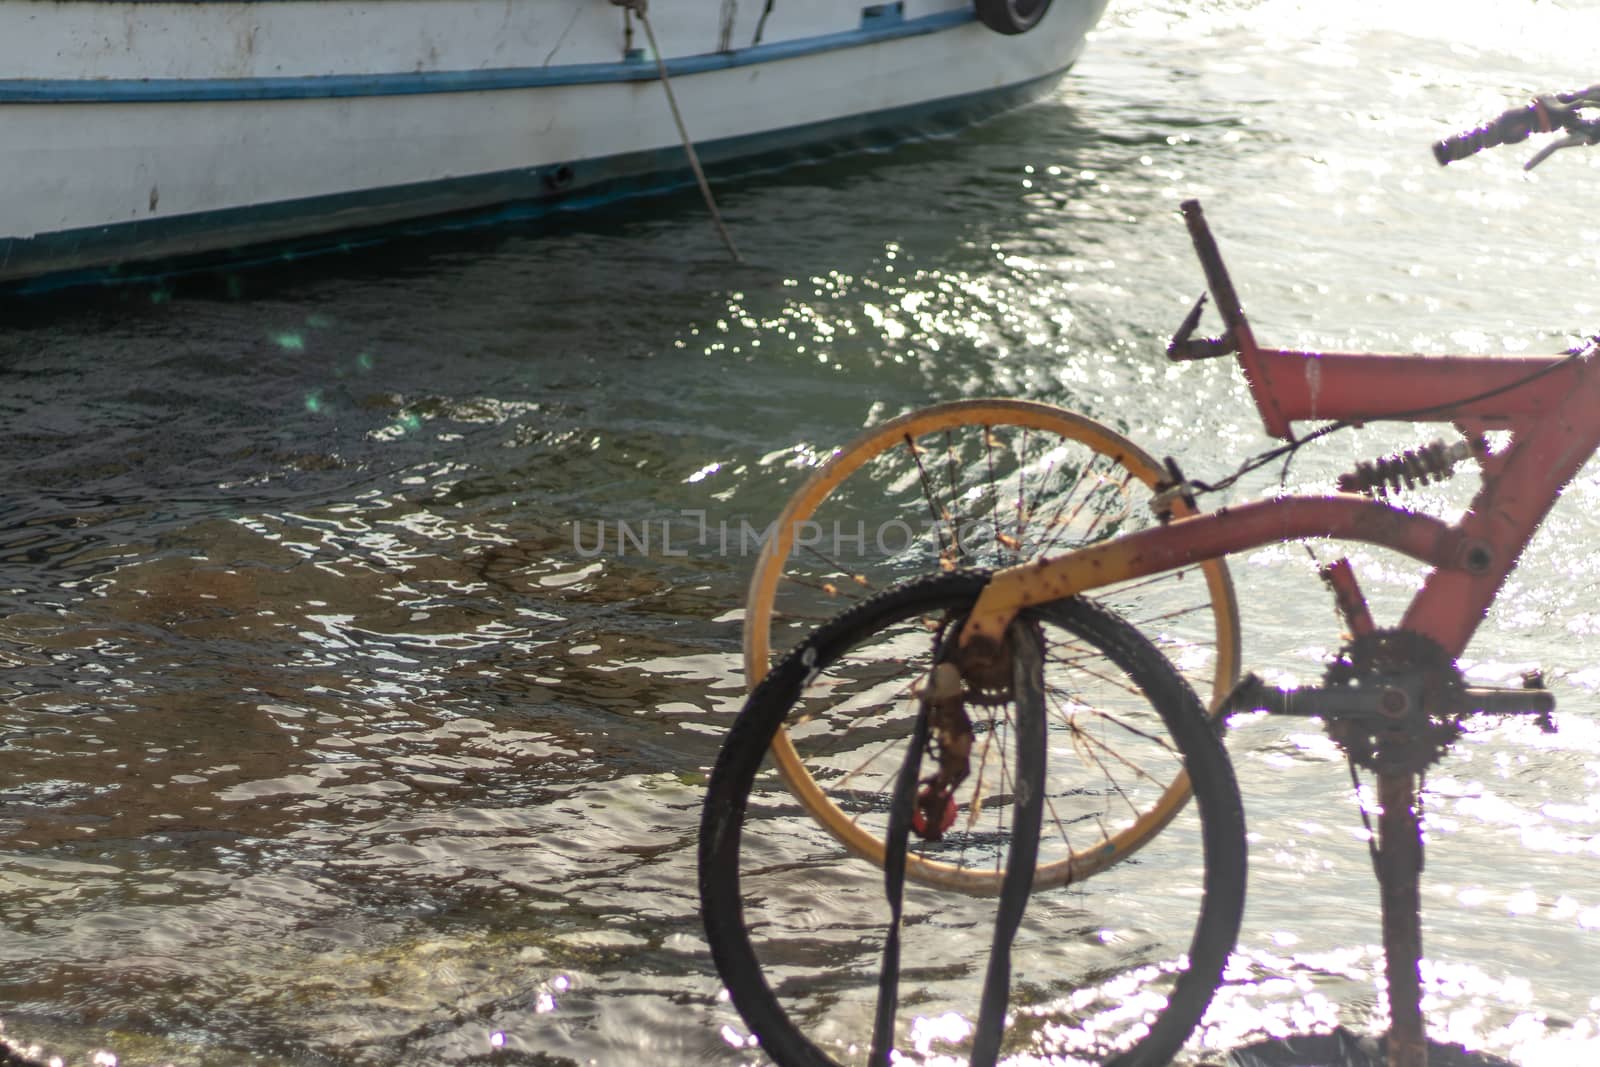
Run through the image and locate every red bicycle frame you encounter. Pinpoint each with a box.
[954,198,1599,1067]
[960,200,1600,661]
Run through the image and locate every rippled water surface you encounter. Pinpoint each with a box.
[5,1,1600,1064]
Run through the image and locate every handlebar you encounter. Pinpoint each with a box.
[1434,85,1600,168]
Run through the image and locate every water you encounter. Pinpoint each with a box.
[5,0,1600,1063]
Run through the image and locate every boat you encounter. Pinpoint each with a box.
[0,0,1108,290]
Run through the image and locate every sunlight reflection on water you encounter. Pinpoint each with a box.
[5,0,1600,1063]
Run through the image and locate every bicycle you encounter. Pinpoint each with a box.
[698,85,1600,1067]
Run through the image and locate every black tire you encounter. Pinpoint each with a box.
[700,570,1247,1066]
[974,0,1052,35]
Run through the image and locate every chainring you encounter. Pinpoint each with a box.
[1322,629,1465,773]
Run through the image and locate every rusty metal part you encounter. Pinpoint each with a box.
[958,495,1468,654]
[926,667,974,790]
[1320,558,1375,637]
[911,662,973,842]
[911,621,1042,841]
[954,627,1015,696]
[1377,770,1428,1067]
[1322,630,1463,774]
[1166,293,1239,361]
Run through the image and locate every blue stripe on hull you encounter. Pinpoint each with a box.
[0,10,973,104]
[0,68,1067,293]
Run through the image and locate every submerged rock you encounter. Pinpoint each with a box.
[1228,1026,1518,1067]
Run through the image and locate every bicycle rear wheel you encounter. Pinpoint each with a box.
[702,570,1247,1066]
[744,400,1240,892]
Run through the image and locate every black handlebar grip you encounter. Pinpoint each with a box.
[1432,103,1543,166]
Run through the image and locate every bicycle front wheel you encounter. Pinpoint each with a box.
[744,400,1240,892]
[702,570,1247,1066]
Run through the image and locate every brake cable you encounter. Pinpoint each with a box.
[1182,337,1597,501]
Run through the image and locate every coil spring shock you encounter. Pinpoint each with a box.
[1337,436,1484,496]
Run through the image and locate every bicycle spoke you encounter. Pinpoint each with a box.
[1079,705,1182,756]
[1131,598,1220,629]
[1063,715,1146,822]
[905,432,956,559]
[982,424,1004,564]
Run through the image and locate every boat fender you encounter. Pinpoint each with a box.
[974,0,1051,35]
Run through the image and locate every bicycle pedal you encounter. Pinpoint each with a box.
[1521,669,1557,731]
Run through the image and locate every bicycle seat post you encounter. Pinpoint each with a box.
[1179,201,1253,346]
[1178,200,1293,438]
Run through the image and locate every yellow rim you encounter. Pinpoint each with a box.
[742,398,1241,894]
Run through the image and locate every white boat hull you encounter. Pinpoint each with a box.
[0,0,1108,286]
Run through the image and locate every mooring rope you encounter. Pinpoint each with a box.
[611,1,744,264]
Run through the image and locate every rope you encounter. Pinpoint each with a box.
[871,648,933,1065]
[752,0,776,46]
[970,619,1047,1067]
[613,1,744,264]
